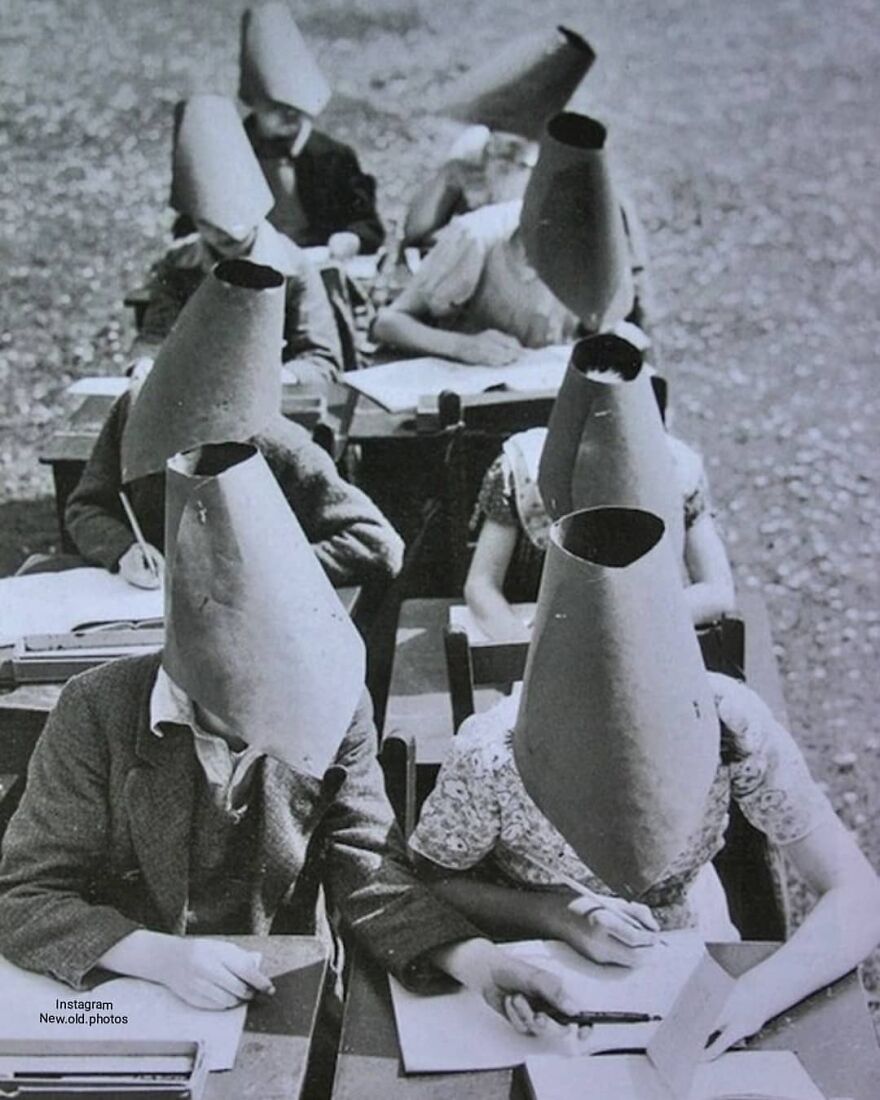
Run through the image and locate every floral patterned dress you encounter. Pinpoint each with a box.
[409,675,835,931]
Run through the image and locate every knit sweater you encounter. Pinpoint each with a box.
[0,654,479,992]
[64,393,404,586]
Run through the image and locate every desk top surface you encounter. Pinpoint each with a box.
[332,943,880,1100]
[197,935,329,1100]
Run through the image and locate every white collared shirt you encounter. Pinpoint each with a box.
[150,668,264,813]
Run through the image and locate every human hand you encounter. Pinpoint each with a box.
[150,938,275,1010]
[432,938,592,1045]
[118,543,164,589]
[556,894,662,966]
[454,329,523,366]
[702,977,767,1060]
[328,231,360,260]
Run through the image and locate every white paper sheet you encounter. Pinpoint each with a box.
[524,1051,825,1100]
[0,568,164,646]
[388,934,706,1073]
[343,345,571,412]
[66,376,128,397]
[0,957,245,1071]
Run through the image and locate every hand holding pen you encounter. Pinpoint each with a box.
[118,491,164,589]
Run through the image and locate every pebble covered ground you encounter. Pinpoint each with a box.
[1,0,878,1006]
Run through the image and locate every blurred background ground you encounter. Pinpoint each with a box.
[1,0,878,1007]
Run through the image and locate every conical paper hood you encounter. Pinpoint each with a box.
[121,259,285,483]
[538,335,684,554]
[163,443,365,777]
[520,112,633,331]
[432,26,595,141]
[170,94,273,236]
[513,507,718,897]
[239,2,331,117]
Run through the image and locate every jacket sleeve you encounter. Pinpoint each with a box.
[64,394,136,570]
[321,693,482,992]
[0,678,142,986]
[261,418,404,586]
[282,263,344,383]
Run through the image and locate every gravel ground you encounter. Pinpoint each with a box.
[1,0,878,1004]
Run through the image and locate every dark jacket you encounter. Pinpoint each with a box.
[64,394,404,586]
[0,655,478,990]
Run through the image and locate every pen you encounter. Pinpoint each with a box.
[521,851,669,945]
[526,998,661,1026]
[118,490,160,580]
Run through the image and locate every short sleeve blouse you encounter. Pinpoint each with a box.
[409,676,835,929]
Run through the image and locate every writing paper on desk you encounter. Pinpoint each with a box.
[343,344,571,413]
[388,933,705,1073]
[0,568,163,646]
[0,956,244,1071]
[524,1051,825,1100]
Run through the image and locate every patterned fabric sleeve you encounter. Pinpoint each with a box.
[410,220,488,319]
[474,454,518,529]
[408,733,502,870]
[712,674,837,846]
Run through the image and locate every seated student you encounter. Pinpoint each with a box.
[235,1,384,256]
[0,443,622,1034]
[134,93,341,385]
[411,506,880,1054]
[465,335,736,640]
[374,118,640,366]
[67,258,401,590]
[402,25,594,250]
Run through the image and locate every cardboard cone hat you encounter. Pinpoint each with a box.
[170,94,273,236]
[239,2,331,117]
[513,507,718,897]
[432,26,594,142]
[164,442,365,777]
[538,334,684,555]
[520,112,633,332]
[121,259,284,483]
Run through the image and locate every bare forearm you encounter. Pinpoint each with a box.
[373,307,463,361]
[97,929,173,982]
[685,580,737,626]
[429,876,566,941]
[464,579,531,643]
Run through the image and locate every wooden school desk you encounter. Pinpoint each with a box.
[210,935,329,1100]
[331,943,880,1100]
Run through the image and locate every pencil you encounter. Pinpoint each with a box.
[118,490,160,580]
[521,850,668,945]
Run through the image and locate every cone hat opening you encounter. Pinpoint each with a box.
[570,333,642,383]
[215,258,284,291]
[547,111,607,150]
[557,506,664,569]
[164,442,365,777]
[513,505,720,897]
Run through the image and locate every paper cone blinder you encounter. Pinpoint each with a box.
[432,26,595,142]
[239,2,331,118]
[513,507,719,897]
[538,335,684,555]
[171,94,273,237]
[520,112,633,332]
[163,442,365,777]
[121,259,285,484]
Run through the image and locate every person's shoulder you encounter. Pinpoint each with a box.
[253,414,325,466]
[53,653,160,736]
[455,694,519,772]
[455,199,522,244]
[667,433,706,486]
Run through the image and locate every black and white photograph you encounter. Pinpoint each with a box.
[0,1,878,1096]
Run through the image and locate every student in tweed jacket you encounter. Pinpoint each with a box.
[64,393,404,588]
[0,653,479,993]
